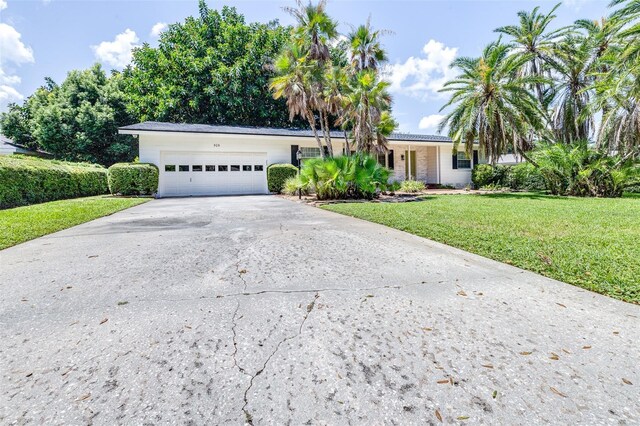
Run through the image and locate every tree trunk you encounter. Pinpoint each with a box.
[322,110,334,157]
[343,131,351,156]
[307,109,325,159]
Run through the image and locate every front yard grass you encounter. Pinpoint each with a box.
[323,193,640,304]
[0,196,150,250]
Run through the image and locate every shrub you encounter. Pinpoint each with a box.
[509,162,545,191]
[267,163,298,193]
[532,142,640,197]
[386,181,402,193]
[300,154,390,200]
[399,180,426,193]
[0,155,108,209]
[472,164,495,188]
[107,163,158,196]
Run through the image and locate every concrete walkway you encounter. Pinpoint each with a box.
[1,196,638,425]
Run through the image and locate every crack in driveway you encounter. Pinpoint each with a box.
[240,292,320,425]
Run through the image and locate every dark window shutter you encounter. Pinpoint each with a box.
[473,150,479,166]
[452,150,458,169]
[323,146,329,157]
[388,150,394,170]
[291,145,299,167]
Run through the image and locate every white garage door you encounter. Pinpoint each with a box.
[159,152,268,197]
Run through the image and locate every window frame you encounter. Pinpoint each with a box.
[457,151,472,169]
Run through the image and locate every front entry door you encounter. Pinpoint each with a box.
[405,150,417,180]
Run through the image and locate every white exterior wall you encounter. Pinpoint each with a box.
[131,130,478,192]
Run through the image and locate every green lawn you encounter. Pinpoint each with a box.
[0,196,150,250]
[323,193,640,304]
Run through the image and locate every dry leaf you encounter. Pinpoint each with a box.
[520,351,532,356]
[550,387,567,398]
[622,378,632,385]
[582,345,592,350]
[437,379,449,384]
[457,290,467,297]
[99,318,108,325]
[550,352,560,360]
[238,269,247,274]
[613,331,619,335]
[422,327,433,332]
[435,409,443,422]
[88,255,98,258]
[457,416,470,420]
[76,393,91,401]
[556,303,566,308]
[481,364,494,369]
[25,372,33,377]
[562,349,571,354]
[184,325,192,329]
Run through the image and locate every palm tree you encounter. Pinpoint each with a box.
[347,17,389,72]
[495,3,568,102]
[438,41,549,165]
[284,0,338,62]
[549,36,595,144]
[269,43,326,158]
[340,70,395,153]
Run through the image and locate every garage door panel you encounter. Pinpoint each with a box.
[160,152,267,197]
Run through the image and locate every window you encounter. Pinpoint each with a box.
[205,165,215,172]
[300,147,321,158]
[164,165,176,172]
[179,165,189,172]
[457,152,471,169]
[230,165,240,171]
[254,165,264,171]
[192,165,203,172]
[218,165,228,171]
[243,165,252,171]
[377,153,386,167]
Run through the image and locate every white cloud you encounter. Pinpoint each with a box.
[92,29,139,68]
[0,84,23,104]
[0,22,34,111]
[0,0,7,11]
[418,114,446,132]
[150,22,167,38]
[386,39,458,100]
[0,23,35,65]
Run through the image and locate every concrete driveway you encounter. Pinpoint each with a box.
[1,196,638,425]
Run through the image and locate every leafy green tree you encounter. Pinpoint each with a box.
[439,41,548,164]
[123,2,301,128]
[0,64,137,165]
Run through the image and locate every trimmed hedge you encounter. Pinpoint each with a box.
[267,163,298,193]
[0,155,108,209]
[107,163,158,196]
[471,162,544,191]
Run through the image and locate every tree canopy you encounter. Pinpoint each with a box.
[123,2,302,128]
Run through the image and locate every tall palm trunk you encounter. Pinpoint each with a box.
[321,110,334,156]
[306,109,325,159]
[343,131,351,156]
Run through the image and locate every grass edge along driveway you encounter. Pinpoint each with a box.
[0,196,150,250]
[323,193,640,304]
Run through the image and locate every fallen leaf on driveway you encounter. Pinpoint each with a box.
[75,393,91,401]
[492,390,498,399]
[437,379,449,384]
[582,345,592,350]
[550,353,560,360]
[25,372,33,377]
[435,409,443,422]
[550,387,567,397]
[520,351,532,356]
[457,290,467,297]
[457,416,470,420]
[622,378,633,385]
[99,318,108,325]
[481,364,494,369]
[562,349,571,354]
[88,255,99,258]
[422,327,433,332]
[556,303,567,308]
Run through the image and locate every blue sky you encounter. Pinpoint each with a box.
[0,0,611,134]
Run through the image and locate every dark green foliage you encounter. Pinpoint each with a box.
[299,154,390,200]
[471,164,496,188]
[472,162,545,190]
[0,64,138,166]
[0,156,108,209]
[123,4,303,128]
[532,142,640,197]
[267,163,299,193]
[107,163,159,196]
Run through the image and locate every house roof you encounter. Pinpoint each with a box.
[1,134,53,157]
[118,121,454,143]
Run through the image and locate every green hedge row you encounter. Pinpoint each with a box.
[0,155,108,209]
[472,163,545,191]
[267,163,298,193]
[107,163,158,196]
